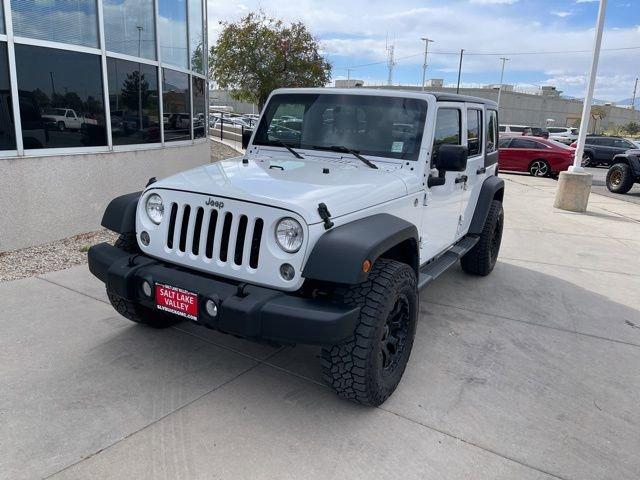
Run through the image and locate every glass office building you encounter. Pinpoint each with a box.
[0,0,207,156]
[0,0,209,251]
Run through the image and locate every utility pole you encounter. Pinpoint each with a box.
[456,49,464,94]
[421,37,434,91]
[497,57,509,110]
[346,68,354,88]
[632,77,638,111]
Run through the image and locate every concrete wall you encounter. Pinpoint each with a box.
[368,85,640,132]
[209,90,259,115]
[0,141,210,252]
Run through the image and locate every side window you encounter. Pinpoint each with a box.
[498,137,511,148]
[511,138,538,149]
[432,108,461,164]
[499,125,506,132]
[467,109,482,156]
[487,110,498,153]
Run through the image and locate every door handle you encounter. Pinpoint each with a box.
[476,167,486,175]
[455,175,468,184]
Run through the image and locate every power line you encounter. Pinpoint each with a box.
[335,45,640,70]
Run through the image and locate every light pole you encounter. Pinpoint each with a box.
[554,0,607,213]
[421,37,434,91]
[497,57,509,110]
[456,49,464,94]
[137,26,144,135]
[632,77,638,111]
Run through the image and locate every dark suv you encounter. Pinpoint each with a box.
[572,136,637,167]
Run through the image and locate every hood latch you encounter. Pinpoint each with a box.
[318,203,334,230]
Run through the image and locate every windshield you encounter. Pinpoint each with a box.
[253,93,428,161]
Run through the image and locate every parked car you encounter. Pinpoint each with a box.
[88,88,505,407]
[41,108,83,131]
[605,149,640,194]
[570,136,637,167]
[547,127,579,145]
[499,124,529,137]
[524,127,549,139]
[499,136,574,177]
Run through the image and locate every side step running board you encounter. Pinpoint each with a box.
[418,236,479,290]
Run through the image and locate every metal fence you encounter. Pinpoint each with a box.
[209,110,255,151]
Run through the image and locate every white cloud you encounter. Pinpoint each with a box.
[207,0,640,100]
[575,0,598,3]
[469,0,519,4]
[551,11,573,17]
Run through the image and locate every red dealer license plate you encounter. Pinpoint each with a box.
[155,284,198,321]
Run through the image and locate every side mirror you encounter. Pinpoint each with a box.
[436,144,468,172]
[241,128,253,149]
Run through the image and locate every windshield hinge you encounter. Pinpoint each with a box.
[318,203,334,230]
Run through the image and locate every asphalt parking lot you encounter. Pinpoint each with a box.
[1,174,639,480]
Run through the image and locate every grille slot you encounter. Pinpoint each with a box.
[165,201,264,269]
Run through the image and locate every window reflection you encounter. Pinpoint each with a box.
[192,77,206,139]
[11,0,99,48]
[15,44,107,149]
[103,0,156,60]
[108,58,160,146]
[0,43,16,150]
[162,69,190,142]
[188,0,204,73]
[0,2,5,35]
[158,0,188,69]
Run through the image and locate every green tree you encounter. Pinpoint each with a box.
[623,121,640,136]
[209,12,332,108]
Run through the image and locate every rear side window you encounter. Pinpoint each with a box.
[467,109,482,157]
[499,125,506,132]
[509,126,525,133]
[511,138,542,149]
[432,108,461,163]
[498,138,511,148]
[487,110,498,153]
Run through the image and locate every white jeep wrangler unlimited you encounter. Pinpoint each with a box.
[89,88,504,406]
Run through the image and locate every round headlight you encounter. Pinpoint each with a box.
[145,194,164,225]
[275,218,304,253]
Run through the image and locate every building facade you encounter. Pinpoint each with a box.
[0,0,209,251]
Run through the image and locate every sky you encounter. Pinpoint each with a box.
[207,0,640,103]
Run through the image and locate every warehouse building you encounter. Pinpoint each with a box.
[0,0,209,251]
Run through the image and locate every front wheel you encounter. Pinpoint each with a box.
[321,259,418,407]
[529,159,551,177]
[606,163,634,194]
[461,200,504,276]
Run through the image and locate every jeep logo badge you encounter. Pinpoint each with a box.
[205,198,224,209]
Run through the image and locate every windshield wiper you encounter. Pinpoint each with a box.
[311,145,378,169]
[272,139,304,159]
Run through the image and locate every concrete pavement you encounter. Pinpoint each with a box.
[1,174,639,480]
[585,166,640,205]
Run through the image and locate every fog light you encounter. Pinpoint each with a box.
[205,299,218,318]
[280,263,295,281]
[140,231,150,246]
[141,280,152,298]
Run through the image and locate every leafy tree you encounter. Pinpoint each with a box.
[623,121,640,136]
[209,12,332,108]
[120,71,151,111]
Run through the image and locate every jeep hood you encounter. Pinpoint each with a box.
[151,155,413,224]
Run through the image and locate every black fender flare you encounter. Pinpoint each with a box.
[469,176,504,235]
[302,213,419,285]
[611,153,640,176]
[101,192,141,234]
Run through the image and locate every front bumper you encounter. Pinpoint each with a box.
[88,243,359,346]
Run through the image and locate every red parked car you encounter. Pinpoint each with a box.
[498,136,575,177]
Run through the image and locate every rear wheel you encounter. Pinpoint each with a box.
[606,163,635,194]
[321,259,418,406]
[529,159,551,177]
[461,200,504,276]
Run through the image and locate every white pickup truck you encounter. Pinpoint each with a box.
[41,108,83,131]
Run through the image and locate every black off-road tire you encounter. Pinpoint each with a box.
[107,233,179,328]
[606,163,634,194]
[461,200,504,276]
[106,289,181,328]
[321,259,418,407]
[114,232,139,253]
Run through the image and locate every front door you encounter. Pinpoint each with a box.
[420,104,465,262]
